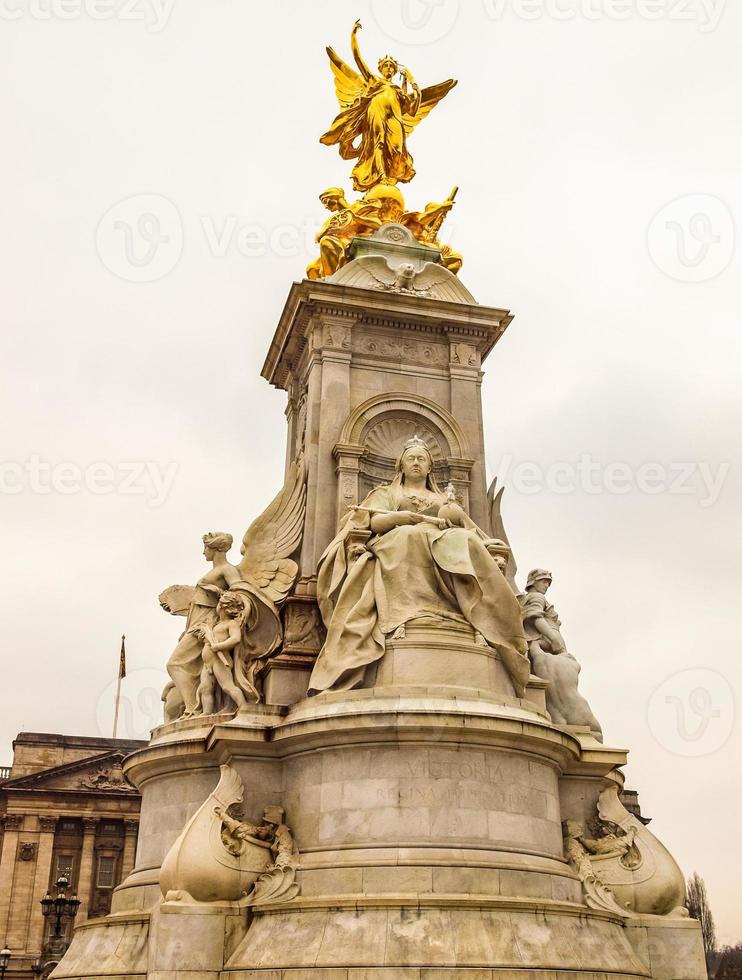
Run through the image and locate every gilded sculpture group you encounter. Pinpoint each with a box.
[161,436,601,739]
[307,20,463,281]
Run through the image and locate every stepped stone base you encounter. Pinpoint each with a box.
[52,650,706,980]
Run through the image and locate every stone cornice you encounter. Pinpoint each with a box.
[262,280,514,392]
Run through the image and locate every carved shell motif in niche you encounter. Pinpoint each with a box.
[363,419,444,463]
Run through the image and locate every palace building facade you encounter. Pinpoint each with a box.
[0,732,146,979]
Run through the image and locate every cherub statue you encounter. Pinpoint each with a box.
[194,591,251,715]
[321,20,457,192]
[159,458,307,719]
[519,569,602,739]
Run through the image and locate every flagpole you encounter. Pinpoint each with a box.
[113,634,126,739]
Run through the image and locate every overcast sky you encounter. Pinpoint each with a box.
[2,0,739,946]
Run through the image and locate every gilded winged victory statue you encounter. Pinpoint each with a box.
[321,20,457,192]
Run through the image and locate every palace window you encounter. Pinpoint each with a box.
[96,854,116,888]
[54,853,75,881]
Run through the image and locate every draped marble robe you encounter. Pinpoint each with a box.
[309,482,529,696]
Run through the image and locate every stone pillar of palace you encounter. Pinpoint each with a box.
[26,815,58,954]
[120,820,138,882]
[75,819,98,923]
[0,814,24,944]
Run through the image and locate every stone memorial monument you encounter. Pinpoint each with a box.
[54,20,708,980]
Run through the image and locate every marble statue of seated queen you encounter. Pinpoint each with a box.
[309,436,529,696]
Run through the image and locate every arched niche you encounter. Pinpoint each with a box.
[333,393,476,515]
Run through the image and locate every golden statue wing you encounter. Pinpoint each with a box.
[403,78,458,134]
[325,45,369,108]
[237,456,307,605]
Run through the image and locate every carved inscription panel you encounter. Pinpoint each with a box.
[293,746,563,856]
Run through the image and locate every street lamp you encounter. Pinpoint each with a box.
[40,876,80,951]
[0,945,11,980]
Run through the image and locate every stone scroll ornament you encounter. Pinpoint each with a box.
[564,785,688,918]
[159,457,307,721]
[159,764,300,907]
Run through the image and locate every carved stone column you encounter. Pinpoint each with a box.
[302,314,354,577]
[120,820,139,881]
[448,335,488,529]
[26,815,58,954]
[76,818,98,922]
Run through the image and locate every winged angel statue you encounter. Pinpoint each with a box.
[320,20,457,192]
[160,458,306,721]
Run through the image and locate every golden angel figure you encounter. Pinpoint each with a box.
[320,20,457,192]
[160,457,307,719]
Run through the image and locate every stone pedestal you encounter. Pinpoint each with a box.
[54,675,705,978]
[373,620,518,697]
[262,654,315,707]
